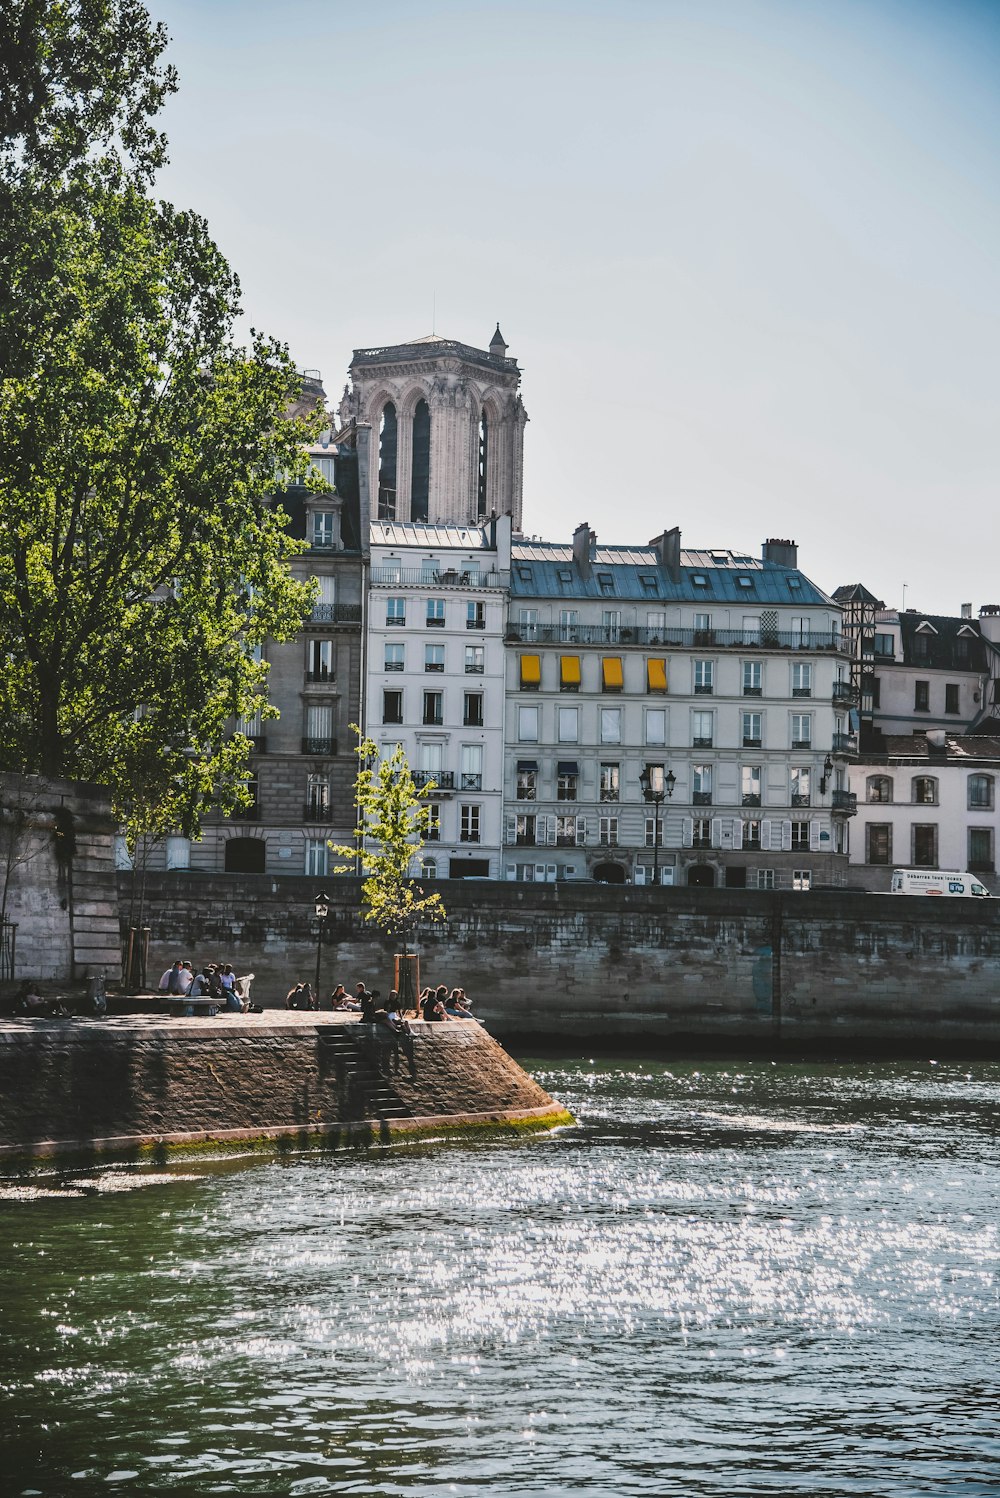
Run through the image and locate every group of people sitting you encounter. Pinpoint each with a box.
[284,980,479,1024]
[158,960,256,1012]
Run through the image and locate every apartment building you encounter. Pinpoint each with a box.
[365,516,512,881]
[503,527,855,889]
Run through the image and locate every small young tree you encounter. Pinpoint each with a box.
[330,731,445,1002]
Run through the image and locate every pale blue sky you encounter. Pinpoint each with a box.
[154,0,1000,613]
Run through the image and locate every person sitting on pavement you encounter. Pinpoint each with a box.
[285,982,311,1010]
[359,988,379,1024]
[420,986,449,1022]
[330,984,360,1011]
[188,967,211,998]
[158,960,186,994]
[445,987,476,1019]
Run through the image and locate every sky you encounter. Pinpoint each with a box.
[153,0,1000,615]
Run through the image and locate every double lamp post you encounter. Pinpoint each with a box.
[639,765,676,885]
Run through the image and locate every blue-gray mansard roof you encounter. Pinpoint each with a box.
[510,543,835,606]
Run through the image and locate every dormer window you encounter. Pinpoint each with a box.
[737,575,754,589]
[787,577,802,591]
[597,573,615,594]
[557,568,573,583]
[517,566,533,582]
[640,575,659,593]
[692,574,709,588]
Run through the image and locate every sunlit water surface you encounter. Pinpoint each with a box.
[2,1057,998,1497]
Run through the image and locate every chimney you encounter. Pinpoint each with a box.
[979,604,1000,644]
[961,602,973,619]
[762,537,798,569]
[573,522,595,579]
[650,526,681,583]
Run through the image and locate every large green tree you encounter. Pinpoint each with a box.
[0,1,321,837]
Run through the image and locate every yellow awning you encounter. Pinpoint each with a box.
[647,657,667,693]
[560,655,581,687]
[519,653,541,687]
[602,656,624,690]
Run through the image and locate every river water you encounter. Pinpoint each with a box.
[1,1056,998,1497]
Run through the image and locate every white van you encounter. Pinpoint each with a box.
[890,869,992,898]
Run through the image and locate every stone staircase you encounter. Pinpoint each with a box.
[317,1026,414,1122]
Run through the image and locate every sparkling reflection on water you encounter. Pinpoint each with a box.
[2,1058,999,1497]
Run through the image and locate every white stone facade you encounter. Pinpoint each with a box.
[365,517,512,882]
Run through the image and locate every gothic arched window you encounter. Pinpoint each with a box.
[378,402,397,520]
[477,408,489,519]
[411,399,430,522]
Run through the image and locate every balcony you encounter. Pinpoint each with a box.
[742,793,761,807]
[460,772,483,791]
[832,681,858,705]
[303,804,333,822]
[743,686,762,697]
[466,616,486,631]
[459,831,481,844]
[693,737,714,749]
[502,623,850,652]
[831,790,858,816]
[694,684,714,695]
[309,603,362,625]
[370,566,509,589]
[413,770,455,793]
[301,737,336,755]
[693,792,712,806]
[832,732,859,758]
[742,737,762,749]
[791,794,811,808]
[306,670,335,684]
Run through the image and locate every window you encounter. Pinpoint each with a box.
[306,773,330,820]
[874,633,894,657]
[601,708,622,743]
[742,712,762,748]
[742,615,760,645]
[382,689,402,725]
[516,765,537,800]
[519,654,541,690]
[518,608,538,641]
[912,776,937,805]
[912,824,937,867]
[602,610,621,641]
[556,814,577,846]
[647,611,667,635]
[599,816,619,846]
[647,658,667,693]
[421,857,438,880]
[694,612,712,642]
[467,601,486,630]
[756,869,775,890]
[305,839,328,877]
[308,638,334,682]
[791,714,811,749]
[601,657,624,692]
[426,598,445,628]
[792,663,812,697]
[598,574,616,596]
[743,661,762,696]
[422,691,443,726]
[912,634,930,662]
[742,765,761,806]
[465,645,484,674]
[743,820,762,850]
[867,775,893,804]
[426,804,441,841]
[969,827,994,872]
[460,744,483,790]
[419,742,443,779]
[600,763,620,802]
[945,683,960,715]
[515,814,536,845]
[692,818,712,849]
[791,767,811,807]
[312,511,336,549]
[645,708,666,746]
[968,774,994,809]
[692,764,713,806]
[871,677,881,708]
[384,643,404,673]
[460,804,481,843]
[518,705,539,742]
[557,769,578,801]
[790,616,810,647]
[312,575,336,621]
[424,643,445,672]
[560,655,582,691]
[693,710,713,748]
[694,660,714,694]
[914,680,930,712]
[867,824,892,864]
[386,596,405,626]
[559,609,579,642]
[463,692,484,727]
[791,821,809,852]
[558,706,579,742]
[792,870,812,892]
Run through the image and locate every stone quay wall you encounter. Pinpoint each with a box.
[128,874,1000,1047]
[0,1013,569,1160]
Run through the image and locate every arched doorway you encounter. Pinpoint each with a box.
[225,838,266,874]
[593,861,626,884]
[687,864,715,887]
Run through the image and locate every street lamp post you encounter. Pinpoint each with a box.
[639,766,676,885]
[313,891,330,1008]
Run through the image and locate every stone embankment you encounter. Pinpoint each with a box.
[129,875,1000,1049]
[0,1013,571,1163]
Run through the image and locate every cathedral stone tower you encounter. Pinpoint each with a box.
[340,326,527,529]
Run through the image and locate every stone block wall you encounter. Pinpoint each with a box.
[127,873,1000,1045]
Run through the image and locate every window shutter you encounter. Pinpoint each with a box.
[505,815,517,844]
[545,864,557,882]
[505,863,517,881]
[781,820,793,851]
[682,817,693,848]
[575,816,588,845]
[634,864,647,886]
[545,814,558,846]
[760,820,771,851]
[711,817,722,848]
[810,819,823,851]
